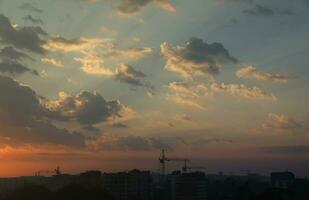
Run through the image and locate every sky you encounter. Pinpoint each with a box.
[0,0,308,177]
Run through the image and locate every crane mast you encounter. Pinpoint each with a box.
[159,149,189,175]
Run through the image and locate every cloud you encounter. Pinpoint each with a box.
[115,63,146,86]
[0,74,136,148]
[19,3,43,14]
[243,4,275,16]
[0,46,32,61]
[161,37,237,79]
[23,15,43,24]
[88,135,171,151]
[167,82,208,110]
[45,36,151,79]
[168,82,207,98]
[0,75,85,148]
[0,59,39,76]
[41,58,64,68]
[43,37,102,52]
[261,113,309,134]
[45,36,152,58]
[0,14,47,54]
[112,123,129,128]
[0,46,37,76]
[117,0,175,16]
[211,82,276,101]
[175,114,192,121]
[45,91,130,126]
[243,4,292,17]
[82,125,101,132]
[75,55,115,76]
[236,65,291,83]
[221,0,253,3]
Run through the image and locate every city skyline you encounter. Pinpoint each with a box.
[0,0,308,177]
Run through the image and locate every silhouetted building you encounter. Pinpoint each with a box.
[79,171,102,188]
[102,169,153,200]
[271,171,295,189]
[170,172,208,200]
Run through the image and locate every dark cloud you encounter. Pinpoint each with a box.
[47,91,127,126]
[0,46,32,61]
[0,46,37,76]
[23,15,43,24]
[0,75,85,147]
[117,0,175,15]
[48,36,84,46]
[19,3,43,14]
[161,37,237,79]
[243,4,275,16]
[0,75,132,148]
[182,38,237,65]
[0,59,38,76]
[0,14,47,54]
[82,125,101,132]
[243,4,293,17]
[112,123,129,128]
[115,64,146,86]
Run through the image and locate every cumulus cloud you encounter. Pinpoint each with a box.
[45,91,129,126]
[0,14,47,54]
[261,113,309,134]
[0,75,135,148]
[117,0,175,15]
[211,82,276,101]
[161,37,237,79]
[115,63,146,86]
[45,36,152,80]
[43,37,102,52]
[75,55,115,76]
[0,75,85,147]
[41,58,64,68]
[167,82,208,110]
[236,65,291,83]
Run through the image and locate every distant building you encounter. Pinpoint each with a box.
[271,171,295,189]
[102,169,153,200]
[170,172,208,200]
[79,170,102,188]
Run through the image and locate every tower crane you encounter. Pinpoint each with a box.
[159,149,189,175]
[182,165,206,173]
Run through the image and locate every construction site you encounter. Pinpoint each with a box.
[0,150,301,200]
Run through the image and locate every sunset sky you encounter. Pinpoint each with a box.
[0,0,308,177]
